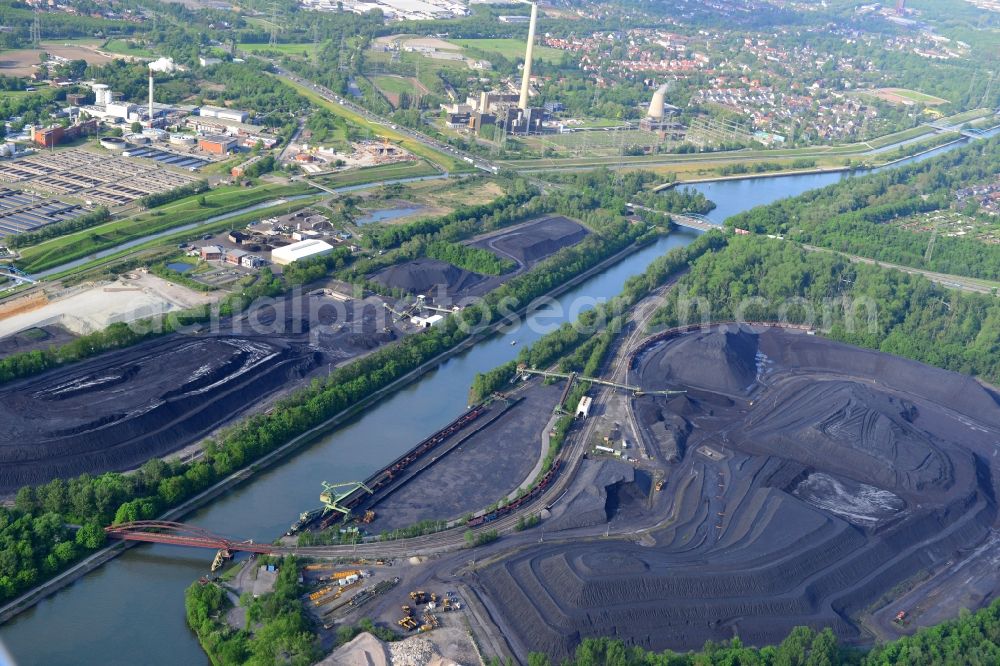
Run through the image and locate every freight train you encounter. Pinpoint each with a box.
[315,405,489,530]
[466,459,562,528]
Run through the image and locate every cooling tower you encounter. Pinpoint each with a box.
[647,83,669,119]
[518,3,538,110]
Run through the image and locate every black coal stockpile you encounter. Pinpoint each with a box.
[475,326,1000,661]
[372,258,489,296]
[481,216,589,265]
[0,336,319,491]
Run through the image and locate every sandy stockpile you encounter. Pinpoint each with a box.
[474,326,1000,660]
[0,335,319,491]
[321,632,390,666]
[0,273,219,338]
[320,632,467,666]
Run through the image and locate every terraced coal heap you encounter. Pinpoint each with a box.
[0,336,320,491]
[472,216,589,266]
[474,326,1000,661]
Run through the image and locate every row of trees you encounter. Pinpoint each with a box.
[525,598,1000,665]
[425,240,516,276]
[649,235,1000,387]
[4,207,110,249]
[725,136,1000,280]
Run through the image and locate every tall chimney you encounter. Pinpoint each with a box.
[148,71,154,126]
[518,2,537,110]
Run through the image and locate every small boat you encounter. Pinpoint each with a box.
[510,340,517,346]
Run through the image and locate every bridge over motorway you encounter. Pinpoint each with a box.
[626,203,718,232]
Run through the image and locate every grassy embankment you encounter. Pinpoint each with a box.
[16,182,313,274]
[313,160,441,189]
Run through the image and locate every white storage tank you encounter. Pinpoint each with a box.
[169,134,196,146]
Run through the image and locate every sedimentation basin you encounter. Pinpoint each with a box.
[0,134,990,665]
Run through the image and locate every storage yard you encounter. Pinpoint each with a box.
[466,326,1000,660]
[357,381,563,533]
[0,290,410,492]
[0,148,200,234]
[371,215,589,298]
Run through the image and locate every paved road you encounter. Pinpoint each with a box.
[801,243,1000,295]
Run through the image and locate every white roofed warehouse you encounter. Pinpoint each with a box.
[270,239,335,266]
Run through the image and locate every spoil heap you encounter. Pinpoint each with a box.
[475,326,1000,661]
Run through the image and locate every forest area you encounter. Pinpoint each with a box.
[725,137,1000,281]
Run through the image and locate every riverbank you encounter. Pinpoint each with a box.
[0,233,658,625]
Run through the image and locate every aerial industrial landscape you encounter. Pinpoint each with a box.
[0,0,998,665]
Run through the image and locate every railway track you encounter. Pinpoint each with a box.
[285,286,681,559]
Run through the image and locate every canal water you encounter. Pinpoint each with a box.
[0,132,990,665]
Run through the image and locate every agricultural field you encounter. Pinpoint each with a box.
[368,74,429,108]
[0,42,116,77]
[876,88,950,106]
[446,38,564,64]
[100,39,156,58]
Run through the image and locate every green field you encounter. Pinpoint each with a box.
[882,88,950,105]
[315,160,441,189]
[447,38,564,64]
[369,75,419,96]
[238,42,320,58]
[101,39,156,57]
[16,182,314,274]
[278,75,471,173]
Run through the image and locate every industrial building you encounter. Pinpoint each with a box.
[270,239,335,266]
[198,105,250,124]
[32,119,98,148]
[198,135,238,155]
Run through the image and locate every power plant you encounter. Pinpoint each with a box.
[447,2,549,137]
[640,82,680,132]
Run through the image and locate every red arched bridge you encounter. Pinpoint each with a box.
[104,521,278,554]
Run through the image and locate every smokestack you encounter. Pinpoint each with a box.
[148,71,154,126]
[518,2,537,110]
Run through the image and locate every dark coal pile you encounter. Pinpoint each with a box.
[0,325,76,359]
[475,326,1000,661]
[641,326,758,395]
[545,459,635,532]
[0,336,319,491]
[364,382,563,532]
[371,258,488,296]
[473,216,589,266]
